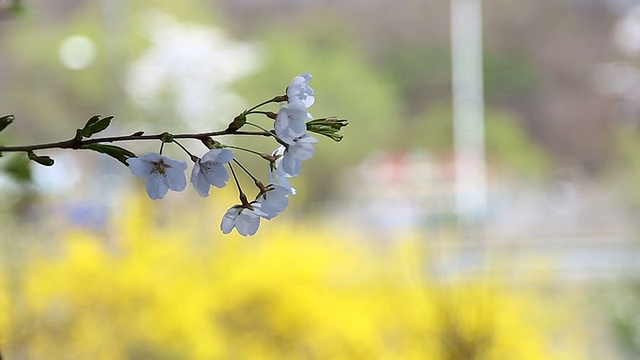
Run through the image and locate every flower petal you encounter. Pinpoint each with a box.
[145,172,169,200]
[220,206,240,234]
[190,162,211,197]
[164,166,187,192]
[235,209,260,236]
[287,73,315,108]
[127,157,154,178]
[190,160,202,184]
[201,149,223,163]
[257,187,289,220]
[281,152,302,177]
[202,162,229,188]
[275,104,308,144]
[288,135,318,160]
[139,153,163,163]
[214,149,234,164]
[163,156,188,172]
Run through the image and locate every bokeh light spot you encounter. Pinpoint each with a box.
[58,35,96,70]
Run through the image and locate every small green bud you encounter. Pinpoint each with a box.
[28,151,54,166]
[160,132,174,143]
[201,137,222,149]
[306,117,349,142]
[227,113,247,132]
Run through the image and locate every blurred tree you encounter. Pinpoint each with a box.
[409,101,552,179]
[0,0,24,19]
[220,0,625,175]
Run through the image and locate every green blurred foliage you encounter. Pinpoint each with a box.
[1,0,221,140]
[378,44,539,112]
[609,128,640,207]
[483,51,539,99]
[2,153,31,183]
[606,282,640,359]
[3,4,110,139]
[378,43,451,113]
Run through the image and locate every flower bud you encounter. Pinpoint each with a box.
[306,117,349,142]
[226,113,247,132]
[160,132,174,143]
[28,151,54,166]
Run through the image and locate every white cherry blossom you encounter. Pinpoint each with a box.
[269,147,296,194]
[287,73,315,108]
[269,165,296,195]
[255,185,290,220]
[281,135,318,176]
[220,204,263,236]
[274,102,309,144]
[127,153,187,200]
[190,148,234,197]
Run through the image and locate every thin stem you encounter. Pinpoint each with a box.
[233,159,260,183]
[223,144,265,158]
[245,121,272,134]
[246,110,276,118]
[245,96,283,113]
[228,162,252,208]
[173,140,197,162]
[228,163,243,197]
[245,122,288,147]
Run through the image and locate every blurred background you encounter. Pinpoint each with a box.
[1,0,640,358]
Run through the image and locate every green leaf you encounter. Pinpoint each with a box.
[27,152,54,166]
[84,115,101,127]
[88,116,113,135]
[77,115,113,138]
[83,144,135,166]
[0,114,14,133]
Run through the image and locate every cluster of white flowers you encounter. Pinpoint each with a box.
[126,73,319,236]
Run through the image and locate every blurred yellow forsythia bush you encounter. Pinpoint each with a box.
[0,197,584,359]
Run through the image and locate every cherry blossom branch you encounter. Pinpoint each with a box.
[0,128,272,153]
[0,73,348,236]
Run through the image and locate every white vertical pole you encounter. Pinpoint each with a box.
[451,0,487,222]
